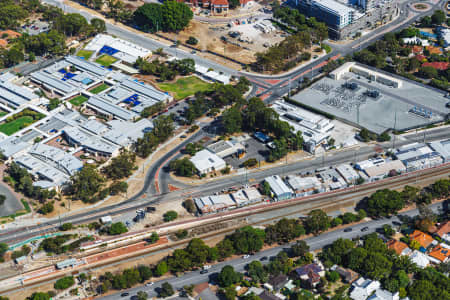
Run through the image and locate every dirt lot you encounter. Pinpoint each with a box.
[159,19,286,65]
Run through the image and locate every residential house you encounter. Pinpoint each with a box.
[411,45,423,54]
[426,46,443,55]
[435,221,450,243]
[428,245,450,263]
[422,62,449,70]
[350,277,381,300]
[409,250,430,268]
[331,265,359,283]
[267,274,289,291]
[410,230,435,249]
[386,240,412,256]
[367,289,400,300]
[258,290,283,300]
[293,262,325,287]
[415,54,426,62]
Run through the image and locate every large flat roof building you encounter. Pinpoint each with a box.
[286,175,324,197]
[206,140,245,158]
[335,163,360,184]
[299,0,355,30]
[428,139,450,162]
[395,143,443,171]
[194,194,236,214]
[86,96,137,121]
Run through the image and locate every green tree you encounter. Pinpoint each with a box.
[68,165,104,203]
[54,276,75,289]
[183,199,196,214]
[137,291,148,300]
[134,1,193,33]
[186,36,198,45]
[169,158,196,177]
[320,238,354,265]
[304,209,330,234]
[163,210,178,222]
[102,149,136,180]
[159,282,174,298]
[290,240,310,258]
[222,106,243,134]
[27,292,50,300]
[326,271,340,282]
[155,261,168,276]
[227,226,265,254]
[218,265,243,287]
[247,260,268,283]
[91,18,106,33]
[60,223,73,231]
[366,189,404,217]
[108,222,128,235]
[431,10,446,25]
[418,66,438,79]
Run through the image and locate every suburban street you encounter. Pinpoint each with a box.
[99,202,447,300]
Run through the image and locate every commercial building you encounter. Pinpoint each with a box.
[194,194,236,214]
[207,139,245,158]
[317,168,347,190]
[362,160,406,181]
[285,175,324,197]
[271,100,334,150]
[231,187,262,206]
[298,0,355,30]
[265,175,293,201]
[335,163,359,184]
[293,62,449,134]
[190,149,227,174]
[428,139,450,162]
[395,143,443,171]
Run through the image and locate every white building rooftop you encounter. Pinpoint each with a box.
[190,149,227,174]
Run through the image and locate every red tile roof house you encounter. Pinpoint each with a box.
[180,0,251,15]
[422,62,450,71]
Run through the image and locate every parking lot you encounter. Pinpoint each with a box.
[224,135,269,169]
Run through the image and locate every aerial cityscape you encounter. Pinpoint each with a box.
[0,0,449,299]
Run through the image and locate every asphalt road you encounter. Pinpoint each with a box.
[100,201,447,300]
[1,125,449,245]
[1,0,445,245]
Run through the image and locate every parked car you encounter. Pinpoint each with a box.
[361,226,369,232]
[260,256,268,261]
[200,269,208,274]
[344,228,353,232]
[242,254,251,259]
[145,282,154,287]
[121,292,129,297]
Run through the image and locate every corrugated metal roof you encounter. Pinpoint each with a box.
[87,96,137,121]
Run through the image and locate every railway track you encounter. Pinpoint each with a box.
[1,163,449,295]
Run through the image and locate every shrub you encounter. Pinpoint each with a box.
[54,276,75,290]
[186,36,198,45]
[163,210,178,222]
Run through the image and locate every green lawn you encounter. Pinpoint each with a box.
[158,76,213,100]
[0,116,34,136]
[70,95,88,106]
[90,83,109,94]
[95,55,118,67]
[77,49,94,60]
[0,111,7,117]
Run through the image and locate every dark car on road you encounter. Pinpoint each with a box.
[344,228,352,232]
[121,292,129,297]
[260,256,268,261]
[200,269,208,274]
[361,227,369,232]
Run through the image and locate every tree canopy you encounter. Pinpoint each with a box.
[133,1,193,33]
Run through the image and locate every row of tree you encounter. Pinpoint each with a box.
[134,58,195,82]
[364,179,450,218]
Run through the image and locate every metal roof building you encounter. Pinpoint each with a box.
[395,143,443,171]
[194,194,236,214]
[0,81,38,108]
[363,160,406,181]
[286,175,324,197]
[0,137,31,158]
[335,163,360,184]
[30,71,78,95]
[103,118,153,147]
[428,139,450,162]
[65,55,110,78]
[265,175,293,201]
[63,126,120,156]
[206,140,245,158]
[120,78,170,103]
[190,149,227,175]
[56,258,78,269]
[29,144,83,176]
[87,96,137,121]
